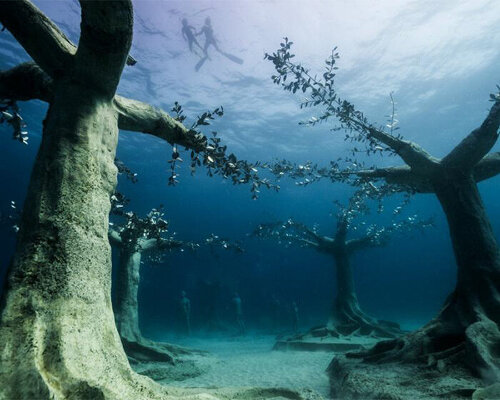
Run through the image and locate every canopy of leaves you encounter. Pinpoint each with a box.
[169,103,279,199]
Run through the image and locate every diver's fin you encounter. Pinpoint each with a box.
[222,52,243,64]
[195,56,208,72]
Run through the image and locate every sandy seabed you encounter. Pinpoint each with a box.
[161,335,333,398]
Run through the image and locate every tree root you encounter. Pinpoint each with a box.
[346,315,500,382]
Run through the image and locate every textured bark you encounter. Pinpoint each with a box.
[323,247,401,339]
[0,1,311,399]
[0,62,200,150]
[0,80,147,399]
[115,249,143,343]
[347,110,500,382]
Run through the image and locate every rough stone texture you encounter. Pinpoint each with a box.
[0,1,311,398]
[329,355,485,400]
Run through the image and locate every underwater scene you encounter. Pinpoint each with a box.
[0,0,499,399]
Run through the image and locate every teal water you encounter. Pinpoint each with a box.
[1,1,500,395]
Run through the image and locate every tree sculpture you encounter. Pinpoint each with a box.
[254,185,431,339]
[266,39,500,392]
[108,195,242,370]
[0,2,305,399]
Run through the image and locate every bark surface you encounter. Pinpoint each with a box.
[0,1,311,399]
[342,96,500,385]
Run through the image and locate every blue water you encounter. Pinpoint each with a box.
[1,0,500,342]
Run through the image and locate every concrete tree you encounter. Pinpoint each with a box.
[108,198,242,367]
[266,39,500,388]
[254,185,430,339]
[0,3,303,399]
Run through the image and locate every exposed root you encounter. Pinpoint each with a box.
[346,307,500,382]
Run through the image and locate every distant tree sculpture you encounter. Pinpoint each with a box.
[0,2,296,399]
[108,196,242,366]
[266,39,500,381]
[109,200,195,365]
[254,185,431,339]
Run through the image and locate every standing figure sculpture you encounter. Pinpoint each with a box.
[180,290,192,336]
[291,301,299,333]
[232,292,246,335]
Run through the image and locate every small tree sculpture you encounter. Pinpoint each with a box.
[254,185,431,339]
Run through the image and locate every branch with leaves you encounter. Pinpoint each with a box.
[253,183,432,254]
[265,39,500,191]
[0,62,278,198]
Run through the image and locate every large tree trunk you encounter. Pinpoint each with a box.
[352,173,500,381]
[0,81,145,398]
[432,174,500,378]
[327,251,401,338]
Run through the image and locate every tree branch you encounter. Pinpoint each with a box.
[355,151,500,192]
[366,127,439,173]
[113,96,205,151]
[108,228,123,246]
[0,0,75,79]
[345,235,378,253]
[0,62,53,102]
[473,152,500,183]
[140,238,184,253]
[297,238,320,248]
[355,166,434,193]
[75,0,133,98]
[442,100,500,171]
[0,63,205,152]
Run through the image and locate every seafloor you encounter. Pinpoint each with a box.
[156,335,332,398]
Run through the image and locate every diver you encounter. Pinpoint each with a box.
[232,292,246,335]
[292,301,299,333]
[181,18,203,54]
[194,17,243,71]
[180,290,191,336]
[196,17,221,56]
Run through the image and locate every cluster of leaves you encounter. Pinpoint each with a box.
[489,85,500,103]
[252,218,320,249]
[253,182,430,250]
[115,158,138,183]
[263,39,415,188]
[263,158,370,187]
[112,203,169,253]
[170,102,279,199]
[0,200,21,233]
[0,100,28,144]
[205,233,244,253]
[110,191,244,264]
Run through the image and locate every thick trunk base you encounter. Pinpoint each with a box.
[328,354,486,400]
[345,291,500,382]
[122,336,209,382]
[0,290,314,399]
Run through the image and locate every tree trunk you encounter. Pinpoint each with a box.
[329,250,358,326]
[115,249,142,343]
[352,173,500,381]
[113,248,190,365]
[0,81,146,398]
[327,250,400,338]
[433,174,500,379]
